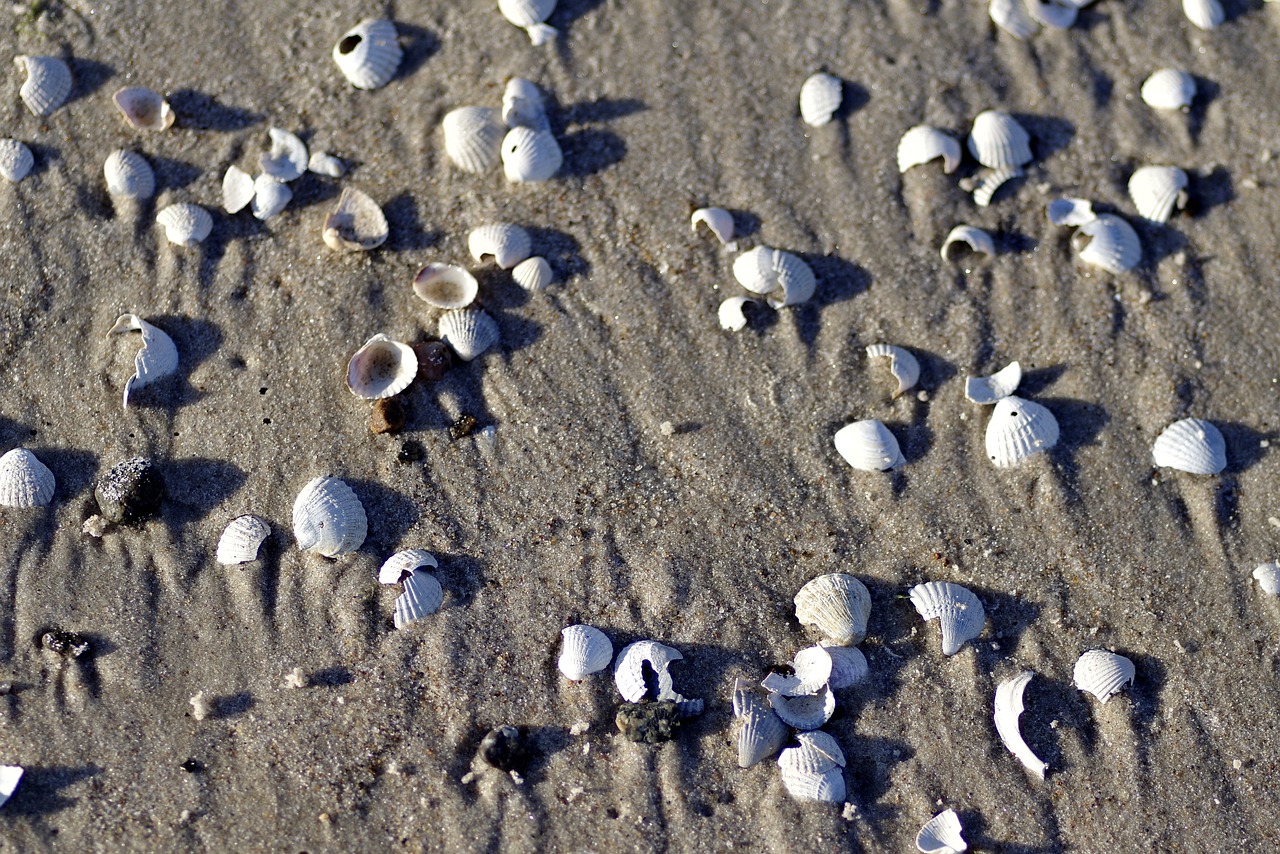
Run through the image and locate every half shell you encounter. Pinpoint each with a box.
[0,140,34,183]
[1128,165,1188,224]
[378,549,439,584]
[761,646,833,697]
[1253,563,1280,597]
[0,449,55,508]
[967,110,1032,169]
[439,309,500,361]
[941,225,995,262]
[985,395,1059,467]
[107,313,179,408]
[251,174,292,221]
[909,581,985,656]
[113,87,174,131]
[1141,69,1196,110]
[292,476,367,558]
[779,763,845,803]
[1073,213,1141,274]
[1151,417,1226,475]
[989,0,1038,39]
[1072,649,1135,703]
[0,765,22,809]
[1047,197,1096,226]
[733,678,788,768]
[501,126,562,182]
[613,640,688,703]
[222,166,255,213]
[333,19,402,89]
[1026,0,1077,28]
[413,264,480,309]
[769,685,835,730]
[732,246,816,308]
[512,256,553,291]
[718,297,755,332]
[916,809,967,854]
[799,72,842,127]
[794,573,871,646]
[443,107,505,174]
[502,78,550,131]
[499,0,558,44]
[104,150,155,200]
[965,361,1022,404]
[346,333,418,399]
[323,187,388,251]
[898,125,962,174]
[469,223,532,269]
[156,203,213,247]
[824,643,869,689]
[865,344,920,397]
[216,515,270,565]
[834,419,905,471]
[558,624,614,680]
[1183,0,1224,28]
[994,671,1047,779]
[691,207,735,244]
[394,569,444,628]
[260,128,308,182]
[969,165,1023,207]
[15,55,72,117]
[777,731,845,775]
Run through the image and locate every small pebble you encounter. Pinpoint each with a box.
[189,691,212,721]
[180,758,204,773]
[478,725,529,773]
[413,340,452,382]
[397,440,425,464]
[660,421,676,436]
[450,414,478,440]
[94,457,165,524]
[569,720,590,736]
[284,667,307,689]
[370,397,406,434]
[42,630,91,658]
[615,701,681,744]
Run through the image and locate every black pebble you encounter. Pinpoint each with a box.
[478,725,529,772]
[615,701,681,744]
[180,758,204,773]
[397,440,424,464]
[449,414,478,440]
[95,457,165,523]
[42,630,91,658]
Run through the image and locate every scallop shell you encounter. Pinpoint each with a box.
[292,476,367,558]
[824,643,869,689]
[216,514,270,565]
[333,19,402,89]
[156,203,213,247]
[794,573,872,646]
[834,419,905,472]
[1141,69,1196,110]
[251,174,292,221]
[733,679,789,768]
[558,624,614,680]
[113,87,174,131]
[107,313,179,408]
[909,581,985,656]
[1183,0,1224,28]
[1072,649,1135,703]
[760,646,833,697]
[15,55,71,117]
[378,549,439,584]
[512,256,553,291]
[989,0,1038,39]
[1253,563,1280,597]
[865,344,920,398]
[307,151,345,177]
[917,809,967,854]
[994,671,1048,779]
[941,225,995,262]
[502,78,550,131]
[1046,197,1096,226]
[0,140,34,183]
[779,764,846,803]
[412,264,480,310]
[985,395,1059,467]
[718,297,755,332]
[0,765,22,808]
[731,246,816,308]
[965,361,1022,404]
[501,126,563,182]
[969,166,1023,207]
[0,449,55,508]
[346,333,418,399]
[1128,165,1188,224]
[1152,417,1226,475]
[499,0,558,44]
[394,569,444,628]
[967,110,1032,169]
[769,684,836,730]
[438,309,500,362]
[1073,214,1142,273]
[323,187,388,251]
[1026,0,1077,28]
[898,125,962,174]
[104,150,155,200]
[222,166,255,213]
[260,128,308,182]
[443,107,505,174]
[691,207,735,244]
[469,223,532,269]
[799,72,842,127]
[614,640,690,703]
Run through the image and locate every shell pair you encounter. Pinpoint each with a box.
[1047,200,1142,274]
[223,129,314,221]
[777,731,846,803]
[333,19,402,89]
[909,581,985,655]
[292,476,367,558]
[379,550,443,628]
[346,334,418,399]
[732,246,816,308]
[558,624,613,680]
[990,0,1078,39]
[444,79,561,181]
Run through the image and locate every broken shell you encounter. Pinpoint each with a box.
[107,314,179,408]
[1026,0,1077,28]
[558,624,614,680]
[0,449,55,508]
[260,128,308,182]
[292,476,367,558]
[799,72,842,127]
[994,671,1048,779]
[733,679,789,768]
[794,573,871,646]
[501,126,563,182]
[0,140,34,183]
[989,0,1038,39]
[1047,197,1096,226]
[412,264,479,310]
[216,515,270,565]
[967,110,1032,169]
[965,361,1022,404]
[222,166,255,213]
[909,581,985,656]
[1128,165,1188,224]
[779,762,845,803]
[898,124,962,174]
[378,549,439,584]
[346,334,418,400]
[512,256,553,291]
[113,87,174,131]
[819,645,867,691]
[1151,417,1226,475]
[104,150,155,200]
[969,165,1023,207]
[439,309,500,362]
[1074,213,1141,274]
[469,223,532,269]
[156,203,213,247]
[732,246,816,308]
[499,0,558,45]
[1072,649,1135,703]
[917,809,967,854]
[251,174,292,221]
[834,419,905,471]
[394,569,444,628]
[1183,0,1224,28]
[769,684,836,729]
[333,19,402,89]
[443,107,505,174]
[0,765,22,808]
[691,207,735,244]
[323,187,388,251]
[761,646,833,697]
[613,640,691,703]
[718,297,755,332]
[502,78,549,131]
[865,344,920,397]
[941,225,995,262]
[15,55,71,117]
[1253,563,1280,596]
[985,395,1059,467]
[307,151,345,177]
[1141,69,1196,110]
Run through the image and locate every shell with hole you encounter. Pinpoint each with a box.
[113,87,174,131]
[614,640,694,704]
[499,0,558,45]
[104,150,155,200]
[909,581,985,656]
[157,203,213,247]
[1128,165,1188,224]
[834,419,905,471]
[1151,417,1226,475]
[1183,0,1224,28]
[1072,649,1135,703]
[346,334,418,400]
[1141,69,1195,110]
[965,361,1021,404]
[502,126,562,182]
[107,314,179,409]
[333,19,402,89]
[323,187,387,251]
[916,809,967,854]
[994,670,1048,779]
[0,140,34,183]
[865,344,919,398]
[718,297,756,332]
[967,110,1032,169]
[1073,213,1141,274]
[378,549,438,585]
[794,573,872,646]
[512,256,553,291]
[761,646,833,697]
[251,175,292,221]
[438,309,500,362]
[443,107,505,174]
[413,264,479,310]
[732,246,816,308]
[292,476,367,558]
[469,223,532,269]
[985,395,1059,467]
[0,449,55,508]
[1253,563,1280,597]
[395,569,443,628]
[558,625,614,680]
[15,55,71,116]
[216,515,270,565]
[733,679,788,768]
[941,225,995,262]
[799,72,842,127]
[898,125,961,174]
[261,128,308,182]
[691,207,735,244]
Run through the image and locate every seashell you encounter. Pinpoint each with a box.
[378,549,438,584]
[498,0,558,45]
[941,225,996,262]
[1253,562,1280,596]
[104,150,155,200]
[761,646,833,697]
[558,624,614,680]
[501,126,562,182]
[965,361,1022,404]
[994,671,1048,779]
[823,643,869,689]
[779,764,846,803]
[909,581,985,656]
[865,344,920,398]
[916,809,967,854]
[989,0,1038,39]
[731,246,816,308]
[1151,417,1226,475]
[799,72,842,127]
[1128,165,1188,224]
[332,19,402,89]
[307,151,345,177]
[156,203,213,247]
[733,679,789,768]
[346,333,418,399]
[216,515,270,565]
[292,475,367,558]
[260,128,308,182]
[222,166,255,213]
[443,107,505,174]
[439,309,500,362]
[613,640,691,703]
[833,419,905,471]
[691,207,735,244]
[512,256,553,291]
[15,55,71,117]
[967,110,1032,169]
[251,174,292,221]
[412,264,480,310]
[394,569,444,628]
[794,573,871,646]
[718,297,756,332]
[777,731,846,777]
[1072,649,1135,703]
[1183,0,1224,28]
[323,187,388,251]
[985,395,1059,467]
[469,223,532,269]
[107,314,179,408]
[1141,69,1196,110]
[1026,0,1077,28]
[898,125,962,174]
[1073,214,1142,273]
[502,78,550,131]
[768,684,836,730]
[968,166,1023,207]
[0,139,34,183]
[0,449,55,508]
[0,764,22,808]
[113,87,174,131]
[1046,197,1096,227]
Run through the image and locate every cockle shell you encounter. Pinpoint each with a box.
[260,128,308,182]
[412,264,480,309]
[307,151,345,177]
[0,140,34,183]
[469,223,532,269]
[1047,197,1096,227]
[691,207,735,244]
[794,573,872,646]
[989,0,1038,39]
[968,166,1023,207]
[1253,563,1280,596]
[378,549,438,584]
[1073,213,1141,273]
[394,569,444,628]
[965,361,1022,404]
[1073,649,1135,703]
[909,581,985,656]
[778,732,846,802]
[439,309,500,362]
[15,55,71,117]
[113,87,174,131]
[104,150,155,200]
[995,671,1048,779]
[107,314,179,408]
[558,624,614,680]
[733,678,788,768]
[799,72,842,127]
[333,19,402,89]
[834,419,905,471]
[1026,0,1077,28]
[1141,69,1196,110]
[222,166,255,213]
[157,203,213,247]
[346,333,418,399]
[967,110,1032,169]
[761,646,833,697]
[1151,417,1226,475]
[917,809,967,854]
[941,225,995,262]
[292,475,367,558]
[614,640,692,704]
[216,514,270,565]
[443,107,505,174]
[1183,0,1224,28]
[499,0,559,44]
[865,344,920,397]
[251,175,292,221]
[0,765,23,808]
[718,297,756,332]
[769,684,835,730]
[323,187,388,251]
[501,126,563,182]
[0,449,55,508]
[985,395,1059,467]
[512,256,553,291]
[898,125,962,174]
[502,78,550,131]
[731,246,816,308]
[823,643,869,689]
[1128,165,1188,224]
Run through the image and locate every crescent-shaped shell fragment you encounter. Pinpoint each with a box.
[613,640,693,704]
[909,581,985,656]
[967,110,1032,169]
[394,569,444,628]
[292,476,367,558]
[941,225,995,262]
[916,809,968,854]
[985,395,1059,467]
[438,309,500,361]
[1047,197,1096,227]
[323,187,387,251]
[307,151,345,177]
[732,246,816,308]
[113,87,174,131]
[261,128,308,182]
[333,19,402,89]
[346,334,418,399]
[1152,417,1226,475]
[733,678,788,768]
[501,126,562,182]
[768,684,836,730]
[1073,214,1142,274]
[468,223,532,269]
[512,256,553,291]
[799,72,842,127]
[558,624,614,680]
[691,207,735,244]
[0,139,34,183]
[834,419,905,471]
[760,646,833,697]
[1072,649,1135,703]
[968,166,1023,207]
[412,264,480,310]
[0,449,55,508]
[898,125,962,174]
[994,671,1048,779]
[104,150,155,200]
[107,314,179,408]
[718,297,756,332]
[865,344,920,397]
[794,573,871,646]
[378,549,439,585]
[156,203,213,247]
[15,55,72,117]
[965,361,1022,404]
[443,107,505,174]
[1128,165,1188,224]
[1141,69,1196,110]
[216,515,270,565]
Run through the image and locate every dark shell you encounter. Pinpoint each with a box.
[413,340,452,382]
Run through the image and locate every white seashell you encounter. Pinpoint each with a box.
[156,203,213,247]
[1128,165,1188,224]
[718,297,756,332]
[769,684,836,730]
[412,264,479,310]
[512,256,553,291]
[989,0,1038,39]
[323,187,388,251]
[1151,417,1226,475]
[260,128,308,182]
[1253,562,1280,597]
[1073,214,1142,273]
[107,313,179,408]
[251,174,292,221]
[15,55,71,117]
[292,476,367,558]
[1183,0,1224,28]
[1026,0,1077,28]
[985,395,1059,467]
[1072,649,1135,703]
[779,764,846,803]
[307,151,345,177]
[761,646,833,697]
[733,679,788,768]
[969,166,1023,207]
[777,731,846,776]
[438,309,500,362]
[691,207,735,244]
[0,140,34,183]
[113,87,174,131]
[0,449,55,508]
[502,78,550,131]
[967,110,1032,169]
[909,581,985,656]
[216,515,270,565]
[916,809,967,854]
[346,334,418,399]
[941,225,996,262]
[799,72,842,127]
[0,764,22,808]
[498,0,558,44]
[104,150,155,200]
[834,419,905,472]
[794,573,872,646]
[613,640,690,703]
[333,19,402,89]
[558,625,614,680]
[378,549,438,584]
[1141,69,1196,110]
[394,569,443,628]
[731,246,816,308]
[469,223,532,269]
[865,344,920,398]
[501,126,562,182]
[965,361,1022,404]
[994,671,1048,779]
[823,643,869,689]
[222,166,255,213]
[898,125,962,174]
[443,107,505,174]
[1046,197,1096,227]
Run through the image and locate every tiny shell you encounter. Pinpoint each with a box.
[0,449,55,508]
[333,19,402,89]
[378,549,439,584]
[1072,649,1135,703]
[1128,165,1188,224]
[413,264,480,309]
[113,87,174,131]
[967,111,1032,170]
[794,573,872,646]
[499,0,559,45]
[985,395,1059,467]
[799,72,842,127]
[107,314,179,408]
[731,246,816,308]
[733,679,788,768]
[691,207,735,244]
[1073,214,1142,273]
[898,125,962,174]
[469,223,532,269]
[718,297,756,332]
[346,333,418,399]
[769,684,836,729]
[0,140,34,183]
[1141,69,1196,110]
[307,151,345,177]
[1047,197,1096,227]
[969,166,1023,207]
[1151,417,1226,475]
[260,128,308,182]
[558,624,614,680]
[323,187,388,251]
[251,174,292,221]
[501,126,563,182]
[443,107,505,174]
[394,569,444,628]
[965,361,1022,404]
[909,581,985,656]
[989,0,1038,39]
[104,150,155,200]
[15,55,72,117]
[222,166,255,213]
[1182,0,1224,28]
[917,809,967,854]
[761,646,833,697]
[512,256,553,291]
[823,643,869,689]
[438,309,500,361]
[614,640,691,703]
[834,419,905,471]
[216,515,270,565]
[0,764,22,808]
[941,225,996,262]
[156,203,213,247]
[1026,0,1077,28]
[865,344,920,397]
[994,671,1048,779]
[292,476,367,558]
[1253,563,1280,597]
[502,78,550,131]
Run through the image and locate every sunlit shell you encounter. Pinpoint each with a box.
[502,78,549,131]
[761,646,833,697]
[769,685,835,730]
[292,476,367,558]
[941,225,995,262]
[499,0,558,44]
[104,150,154,200]
[156,203,213,247]
[731,246,816,308]
[823,643,869,689]
[113,87,174,131]
[1046,197,1096,226]
[222,166,255,213]
[501,126,562,182]
[469,223,532,269]
[438,309,500,362]
[691,207,735,244]
[733,678,789,768]
[834,419,905,472]
[1141,69,1196,110]
[512,256,553,291]
[1026,0,1077,28]
[1183,0,1223,28]
[307,151,345,177]
[917,809,967,854]
[0,449,55,508]
[718,297,756,332]
[0,765,23,808]
[994,670,1048,779]
[1128,165,1188,224]
[443,107,505,174]
[394,569,444,628]
[614,640,691,703]
[346,333,418,399]
[323,187,388,251]
[15,55,71,116]
[898,124,962,174]
[866,344,920,398]
[965,361,1022,404]
[1253,562,1280,597]
[799,72,842,127]
[778,763,845,803]
[107,313,179,408]
[1072,649,1135,703]
[985,395,1059,467]
[968,166,1023,207]
[909,581,985,656]
[777,731,845,778]
[412,264,479,310]
[989,0,1037,39]
[1073,214,1142,273]
[794,573,872,646]
[332,19,402,89]
[0,139,34,183]
[1151,417,1226,475]
[558,624,614,680]
[967,110,1032,169]
[260,128,308,182]
[378,549,439,584]
[216,514,270,565]
[251,174,292,221]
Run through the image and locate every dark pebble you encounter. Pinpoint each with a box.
[397,440,424,464]
[615,701,681,744]
[42,630,91,658]
[94,457,164,524]
[180,758,204,773]
[449,414,477,440]
[478,725,529,773]
[413,340,452,382]
[370,397,406,435]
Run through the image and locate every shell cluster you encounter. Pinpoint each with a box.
[378,550,443,628]
[220,128,322,222]
[443,78,562,183]
[899,109,1033,216]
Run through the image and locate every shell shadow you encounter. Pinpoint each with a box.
[1220,421,1271,474]
[524,226,589,280]
[1011,113,1075,163]
[150,156,203,192]
[838,79,871,118]
[406,367,496,433]
[559,128,626,177]
[383,193,443,252]
[1044,396,1111,505]
[1187,165,1233,218]
[791,253,871,352]
[0,765,102,817]
[286,172,343,210]
[346,478,420,556]
[1123,650,1165,770]
[308,666,354,687]
[168,89,263,132]
[549,0,609,48]
[1187,76,1221,143]
[65,58,113,107]
[971,586,1044,671]
[31,447,98,502]
[393,22,439,82]
[164,458,246,527]
[0,416,34,449]
[1131,217,1189,268]
[197,215,268,292]
[560,97,646,125]
[843,734,914,840]
[206,690,255,720]
[1016,364,1068,397]
[24,142,58,178]
[433,550,486,610]
[73,177,115,222]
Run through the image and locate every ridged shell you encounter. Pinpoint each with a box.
[1047,197,1096,226]
[733,679,789,768]
[323,187,387,251]
[866,344,920,397]
[499,0,558,44]
[1253,563,1280,597]
[1128,165,1188,224]
[502,78,550,131]
[156,203,213,247]
[994,670,1048,779]
[469,223,532,269]
[502,126,563,182]
[113,87,174,131]
[16,56,71,117]
[558,624,614,680]
[394,569,443,628]
[1141,69,1196,110]
[260,128,308,182]
[378,549,438,584]
[967,111,1032,169]
[834,419,905,472]
[769,685,835,730]
[107,314,179,408]
[104,150,154,200]
[799,72,842,127]
[413,264,479,309]
[1072,649,1135,703]
[731,246,816,308]
[1183,0,1224,28]
[307,151,345,177]
[0,140,34,183]
[216,515,270,565]
[777,731,846,776]
[718,297,755,332]
[779,764,845,803]
[898,124,962,174]
[443,107,505,174]
[989,0,1038,39]
[691,207,735,244]
[0,449,55,508]
[909,581,985,656]
[1026,0,1077,28]
[965,361,1022,404]
[222,166,255,213]
[346,333,418,399]
[1073,214,1141,273]
[614,640,688,703]
[824,644,869,689]
[0,765,22,808]
[969,166,1023,207]
[794,573,872,646]
[333,19,402,89]
[917,809,967,854]
[251,174,292,221]
[512,256,553,291]
[941,225,996,262]
[761,646,833,697]
[439,309,500,362]
[1151,417,1226,475]
[985,395,1059,467]
[292,476,367,558]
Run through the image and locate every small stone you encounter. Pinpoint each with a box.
[284,667,307,689]
[0,682,12,695]
[180,758,204,773]
[370,397,406,435]
[478,725,529,773]
[449,414,478,440]
[413,340,452,382]
[42,630,91,658]
[94,457,164,524]
[842,802,858,821]
[318,813,332,826]
[82,515,109,538]
[615,701,681,744]
[568,720,590,736]
[460,771,477,785]
[659,421,676,436]
[189,691,212,721]
[397,440,424,464]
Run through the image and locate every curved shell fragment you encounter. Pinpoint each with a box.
[1073,649,1135,703]
[691,207,735,244]
[558,624,614,680]
[16,55,72,117]
[261,128,308,182]
[378,549,439,585]
[1026,0,1077,28]
[916,809,968,854]
[157,203,213,247]
[989,0,1038,39]
[443,107,505,174]
[941,225,995,262]
[968,166,1023,207]
[395,569,443,628]
[778,761,845,803]
[251,174,292,221]
[718,297,755,332]
[113,87,174,131]
[333,19,402,89]
[104,150,155,200]
[346,333,418,399]
[967,110,1032,169]
[502,78,550,131]
[865,344,920,397]
[613,640,690,703]
[799,72,842,127]
[1074,213,1142,274]
[834,419,905,471]
[1183,0,1224,28]
[438,309,500,361]
[501,126,562,182]
[413,263,480,310]
[1152,417,1226,475]
[733,679,788,768]
[107,313,179,408]
[985,395,1059,467]
[1128,165,1188,224]
[512,256,553,291]
[1047,197,1096,227]
[216,514,270,565]
[898,125,961,174]
[307,151,345,178]
[0,765,23,808]
[499,0,558,44]
[768,684,835,730]
[965,361,1022,404]
[0,449,55,508]
[292,476,367,558]
[994,671,1048,779]
[732,246,816,308]
[1253,562,1280,597]
[323,187,387,251]
[778,731,845,776]
[222,166,255,213]
[468,223,532,269]
[909,581,985,656]
[794,573,872,646]
[760,646,833,697]
[0,139,34,183]
[1141,69,1196,110]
